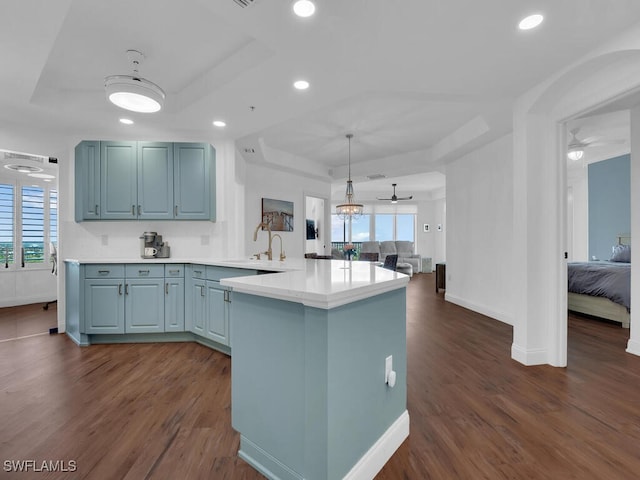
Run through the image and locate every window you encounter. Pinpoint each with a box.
[374,215,394,241]
[21,186,45,264]
[0,179,56,270]
[396,214,415,241]
[0,183,13,266]
[331,214,371,242]
[49,189,58,248]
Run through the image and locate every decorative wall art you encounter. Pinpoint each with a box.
[262,198,294,232]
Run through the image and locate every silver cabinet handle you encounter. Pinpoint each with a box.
[174,205,178,216]
[169,269,179,275]
[138,269,149,276]
[125,284,129,295]
[98,270,110,275]
[95,204,99,215]
[131,205,135,216]
[224,290,231,303]
[137,205,141,216]
[118,284,122,295]
[200,285,205,296]
[194,270,203,276]
[165,282,169,295]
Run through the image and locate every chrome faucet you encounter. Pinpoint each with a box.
[253,222,273,260]
[271,234,286,262]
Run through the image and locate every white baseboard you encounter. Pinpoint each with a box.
[511,343,548,366]
[0,295,55,308]
[445,293,513,326]
[343,410,410,480]
[626,338,640,356]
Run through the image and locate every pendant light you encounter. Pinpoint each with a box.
[336,134,364,219]
[105,50,165,113]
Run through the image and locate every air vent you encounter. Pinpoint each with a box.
[233,0,259,7]
[366,173,387,180]
[1,150,46,164]
[244,148,256,154]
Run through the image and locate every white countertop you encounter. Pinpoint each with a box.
[221,259,409,309]
[64,257,409,309]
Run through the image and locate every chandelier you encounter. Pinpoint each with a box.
[336,133,364,220]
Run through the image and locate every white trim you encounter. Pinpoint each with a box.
[626,338,640,356]
[445,293,513,326]
[511,343,548,366]
[343,410,410,480]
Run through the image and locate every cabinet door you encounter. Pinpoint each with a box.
[84,279,125,333]
[75,141,101,221]
[125,278,165,333]
[138,142,174,220]
[165,277,185,332]
[189,278,206,336]
[174,143,214,220]
[206,281,229,345]
[100,141,137,219]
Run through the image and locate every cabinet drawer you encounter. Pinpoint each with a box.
[206,266,257,281]
[190,265,206,279]
[84,264,125,278]
[165,264,185,278]
[125,264,165,278]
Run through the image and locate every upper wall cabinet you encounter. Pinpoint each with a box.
[75,141,216,222]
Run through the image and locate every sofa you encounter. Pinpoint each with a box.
[360,241,421,274]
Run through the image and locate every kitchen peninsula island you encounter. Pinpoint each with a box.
[221,259,410,480]
[64,257,409,479]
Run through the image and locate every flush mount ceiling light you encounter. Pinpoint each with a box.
[519,13,544,30]
[119,118,134,125]
[105,50,165,113]
[293,0,315,17]
[213,120,227,127]
[293,79,310,90]
[4,164,43,174]
[336,134,364,220]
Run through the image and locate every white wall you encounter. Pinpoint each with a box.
[444,133,514,325]
[245,164,331,259]
[415,195,446,270]
[567,164,589,261]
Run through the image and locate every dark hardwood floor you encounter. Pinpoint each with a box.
[1,274,640,479]
[0,302,57,342]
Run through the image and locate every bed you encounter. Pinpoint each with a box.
[567,236,631,328]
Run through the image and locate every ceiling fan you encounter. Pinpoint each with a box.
[376,183,413,203]
[567,127,624,160]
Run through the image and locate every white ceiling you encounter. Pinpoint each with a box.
[2,0,640,198]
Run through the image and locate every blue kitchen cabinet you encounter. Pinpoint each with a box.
[100,141,137,220]
[138,142,174,220]
[75,141,101,221]
[186,264,207,336]
[124,264,165,333]
[205,281,229,346]
[165,265,185,332]
[83,264,125,334]
[125,278,165,333]
[174,143,216,220]
[74,141,215,222]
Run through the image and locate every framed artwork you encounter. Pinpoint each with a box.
[262,198,294,232]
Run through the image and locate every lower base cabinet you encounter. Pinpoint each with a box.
[206,281,229,346]
[81,263,185,335]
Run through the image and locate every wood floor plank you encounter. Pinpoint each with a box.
[1,274,640,479]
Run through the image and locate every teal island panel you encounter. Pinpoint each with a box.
[231,288,408,480]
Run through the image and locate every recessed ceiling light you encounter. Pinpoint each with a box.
[213,120,227,127]
[119,118,134,125]
[294,80,310,90]
[293,0,315,17]
[4,164,42,173]
[519,14,544,30]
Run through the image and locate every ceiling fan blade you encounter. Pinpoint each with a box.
[376,197,393,201]
[396,196,413,200]
[586,139,626,147]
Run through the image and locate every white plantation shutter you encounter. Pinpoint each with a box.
[0,183,14,266]
[21,186,44,264]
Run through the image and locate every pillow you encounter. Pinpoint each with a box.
[610,244,631,263]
